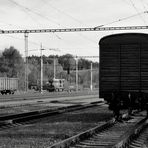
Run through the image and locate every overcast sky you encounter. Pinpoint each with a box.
[0,0,148,61]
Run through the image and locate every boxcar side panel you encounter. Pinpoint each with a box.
[141,44,148,92]
[120,44,140,91]
[0,78,4,90]
[99,33,148,101]
[10,78,18,90]
[99,44,120,99]
[0,77,18,91]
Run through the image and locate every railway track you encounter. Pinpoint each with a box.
[0,101,103,129]
[0,90,98,102]
[0,94,100,117]
[128,122,148,148]
[49,112,147,148]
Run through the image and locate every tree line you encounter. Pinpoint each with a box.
[0,46,99,90]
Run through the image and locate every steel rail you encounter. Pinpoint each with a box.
[0,101,103,129]
[49,113,147,148]
[126,121,148,148]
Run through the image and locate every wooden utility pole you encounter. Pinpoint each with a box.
[90,62,93,91]
[40,44,44,94]
[76,56,78,91]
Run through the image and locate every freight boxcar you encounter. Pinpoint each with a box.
[0,77,18,95]
[99,33,148,108]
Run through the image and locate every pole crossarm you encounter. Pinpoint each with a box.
[1,26,148,34]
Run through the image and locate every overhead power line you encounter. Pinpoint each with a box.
[6,0,148,45]
[7,0,96,44]
[140,0,147,11]
[42,0,83,24]
[8,0,61,27]
[94,11,148,29]
[28,48,60,53]
[128,0,147,25]
[41,0,97,43]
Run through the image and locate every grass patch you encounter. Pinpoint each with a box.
[0,106,112,147]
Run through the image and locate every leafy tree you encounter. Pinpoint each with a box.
[28,56,40,88]
[58,54,74,69]
[43,57,63,80]
[28,55,64,87]
[78,58,91,70]
[0,46,25,90]
[58,54,76,73]
[0,46,24,77]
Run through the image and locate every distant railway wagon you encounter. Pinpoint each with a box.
[99,33,148,108]
[0,77,18,95]
[46,78,66,92]
[52,78,65,91]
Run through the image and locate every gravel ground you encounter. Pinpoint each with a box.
[0,105,112,148]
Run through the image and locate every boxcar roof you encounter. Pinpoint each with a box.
[99,33,148,45]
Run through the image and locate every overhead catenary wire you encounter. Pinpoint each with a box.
[143,0,148,9]
[0,21,48,49]
[7,0,61,27]
[3,2,148,37]
[122,0,132,5]
[1,34,50,50]
[41,0,97,43]
[0,32,61,53]
[140,0,147,11]
[7,0,97,45]
[1,0,148,61]
[41,0,83,24]
[128,0,147,25]
[0,20,27,30]
[5,0,148,46]
[94,11,147,29]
